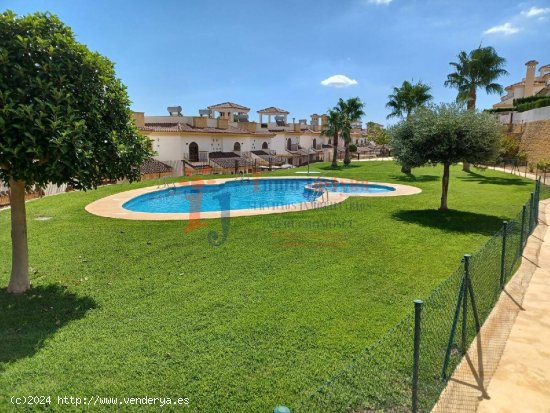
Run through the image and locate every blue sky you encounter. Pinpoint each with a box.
[4,0,550,125]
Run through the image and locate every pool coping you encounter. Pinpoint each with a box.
[85,176,421,221]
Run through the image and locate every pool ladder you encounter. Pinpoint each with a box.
[238,171,250,182]
[157,176,176,189]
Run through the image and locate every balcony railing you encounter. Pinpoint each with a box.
[184,151,209,163]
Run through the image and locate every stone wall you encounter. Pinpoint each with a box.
[519,120,550,163]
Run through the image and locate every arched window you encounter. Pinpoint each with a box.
[287,138,292,151]
[262,142,268,150]
[313,138,317,148]
[233,142,241,152]
[189,142,199,162]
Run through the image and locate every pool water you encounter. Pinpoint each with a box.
[312,182,396,194]
[122,178,395,214]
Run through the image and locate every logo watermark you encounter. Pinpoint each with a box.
[181,176,366,247]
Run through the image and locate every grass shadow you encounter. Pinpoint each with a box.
[392,209,505,235]
[459,171,530,186]
[389,174,440,183]
[0,284,96,369]
[318,164,362,171]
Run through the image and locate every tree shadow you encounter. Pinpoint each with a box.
[0,284,97,370]
[459,171,530,186]
[319,164,362,171]
[392,209,505,235]
[389,174,440,183]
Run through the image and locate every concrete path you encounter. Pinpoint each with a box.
[476,200,550,413]
[433,199,550,412]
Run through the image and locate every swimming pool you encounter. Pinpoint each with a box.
[122,178,397,214]
[309,182,396,194]
[86,177,422,220]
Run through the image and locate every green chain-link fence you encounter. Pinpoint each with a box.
[291,179,547,413]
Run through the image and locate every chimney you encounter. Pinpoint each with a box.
[244,121,257,133]
[524,60,538,97]
[193,116,207,128]
[132,112,145,128]
[310,114,319,126]
[217,118,229,129]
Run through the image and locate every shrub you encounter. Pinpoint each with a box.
[536,159,550,173]
[516,97,550,112]
[498,134,520,161]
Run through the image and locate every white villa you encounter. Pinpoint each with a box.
[493,60,550,124]
[133,102,373,174]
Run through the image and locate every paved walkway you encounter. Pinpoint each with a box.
[433,199,550,412]
[476,200,550,413]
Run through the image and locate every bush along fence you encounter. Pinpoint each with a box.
[485,158,550,184]
[284,180,546,413]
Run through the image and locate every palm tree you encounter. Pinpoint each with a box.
[444,46,508,171]
[386,80,432,121]
[322,109,344,168]
[386,80,432,173]
[337,97,365,166]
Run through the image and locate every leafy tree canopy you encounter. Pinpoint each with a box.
[0,11,152,293]
[390,104,500,168]
[0,10,152,189]
[367,123,390,146]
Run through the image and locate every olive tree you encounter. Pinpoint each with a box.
[0,11,152,293]
[389,104,500,210]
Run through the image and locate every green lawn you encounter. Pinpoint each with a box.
[0,161,535,412]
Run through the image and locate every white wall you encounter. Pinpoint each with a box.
[145,115,193,124]
[151,134,276,159]
[512,106,550,123]
[151,135,185,160]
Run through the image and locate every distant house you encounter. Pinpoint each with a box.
[492,60,550,125]
[132,102,370,174]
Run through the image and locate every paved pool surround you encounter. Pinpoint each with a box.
[85,176,422,221]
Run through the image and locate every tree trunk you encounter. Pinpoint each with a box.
[403,112,414,174]
[7,179,30,293]
[331,133,338,168]
[440,163,450,211]
[463,87,476,172]
[343,141,351,166]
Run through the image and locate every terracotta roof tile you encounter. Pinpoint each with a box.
[257,106,290,114]
[140,122,273,135]
[207,102,250,111]
[140,159,173,174]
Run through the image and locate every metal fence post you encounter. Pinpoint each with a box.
[529,193,534,234]
[519,204,527,252]
[500,221,508,289]
[461,254,471,354]
[535,179,541,226]
[412,299,423,413]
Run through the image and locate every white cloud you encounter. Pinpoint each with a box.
[483,22,521,35]
[521,6,550,17]
[368,0,393,4]
[320,75,358,88]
